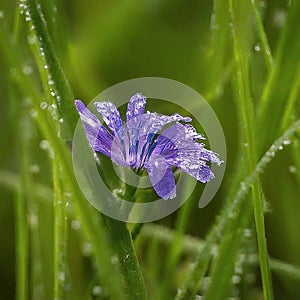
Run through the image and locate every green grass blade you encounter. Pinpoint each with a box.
[229,0,273,298]
[204,0,231,100]
[24,0,77,140]
[270,258,300,282]
[15,112,30,300]
[250,0,274,71]
[280,66,300,131]
[0,17,150,298]
[175,117,300,299]
[0,19,126,299]
[204,200,252,299]
[258,0,300,150]
[52,157,67,300]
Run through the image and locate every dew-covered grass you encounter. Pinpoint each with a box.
[0,0,300,299]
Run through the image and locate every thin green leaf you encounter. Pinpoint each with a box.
[24,0,77,140]
[52,157,67,300]
[250,0,274,71]
[258,0,300,150]
[175,117,300,299]
[229,0,273,298]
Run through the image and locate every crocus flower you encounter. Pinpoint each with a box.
[75,93,222,200]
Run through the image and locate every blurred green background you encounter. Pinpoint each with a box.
[0,0,299,299]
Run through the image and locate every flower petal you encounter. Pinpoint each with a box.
[126,93,147,122]
[154,123,222,183]
[145,156,176,200]
[75,100,113,156]
[131,112,191,168]
[94,101,123,134]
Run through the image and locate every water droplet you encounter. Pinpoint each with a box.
[23,98,31,106]
[278,145,283,150]
[27,35,36,45]
[243,142,248,147]
[283,139,291,145]
[82,243,92,256]
[0,10,5,19]
[71,220,80,230]
[211,245,218,257]
[59,118,64,124]
[240,181,246,191]
[93,152,101,165]
[273,9,286,28]
[123,254,129,262]
[289,165,297,174]
[232,274,241,284]
[30,109,38,118]
[58,271,65,283]
[29,164,40,174]
[260,1,267,9]
[22,66,32,75]
[64,191,72,198]
[50,90,56,97]
[111,255,119,265]
[44,65,48,69]
[92,286,101,296]
[48,79,54,85]
[48,103,58,120]
[40,101,48,110]
[28,213,38,228]
[254,44,261,52]
[200,276,211,292]
[39,139,50,150]
[243,229,252,238]
[235,266,243,275]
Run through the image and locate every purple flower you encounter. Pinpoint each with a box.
[75,93,223,200]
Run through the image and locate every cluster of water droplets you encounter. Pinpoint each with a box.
[259,138,292,169]
[19,0,31,23]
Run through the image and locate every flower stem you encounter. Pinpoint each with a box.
[103,216,148,300]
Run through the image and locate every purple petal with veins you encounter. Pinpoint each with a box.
[75,100,113,157]
[126,93,147,122]
[145,156,176,200]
